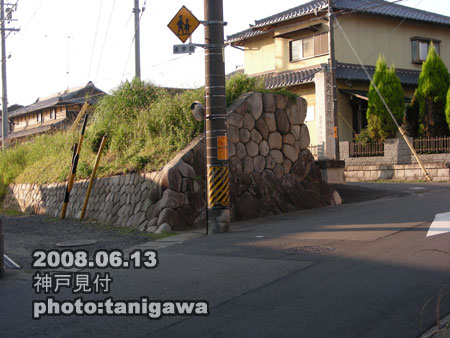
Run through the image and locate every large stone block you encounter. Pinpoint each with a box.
[282,144,299,163]
[283,133,295,145]
[228,112,243,128]
[247,92,263,120]
[275,94,289,110]
[255,119,269,140]
[184,191,206,213]
[157,208,187,229]
[251,129,263,144]
[287,97,307,125]
[228,125,240,144]
[263,113,277,132]
[235,143,247,159]
[239,128,251,144]
[246,140,259,157]
[269,149,284,164]
[299,124,311,149]
[275,109,290,134]
[253,156,266,173]
[263,93,276,113]
[259,140,270,156]
[290,149,315,182]
[160,189,184,209]
[176,161,196,179]
[243,113,255,131]
[243,156,254,173]
[268,132,282,150]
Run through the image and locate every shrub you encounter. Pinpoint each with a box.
[366,55,405,140]
[404,96,420,138]
[226,73,265,106]
[446,87,450,129]
[415,43,450,137]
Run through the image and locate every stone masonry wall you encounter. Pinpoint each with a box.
[340,138,450,182]
[3,92,339,232]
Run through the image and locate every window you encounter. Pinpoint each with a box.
[411,37,440,63]
[50,108,56,119]
[37,112,42,122]
[290,32,328,62]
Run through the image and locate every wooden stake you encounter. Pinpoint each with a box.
[61,114,88,219]
[80,136,107,220]
[70,102,89,133]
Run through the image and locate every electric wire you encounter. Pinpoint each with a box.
[87,0,104,82]
[334,14,432,181]
[94,0,116,83]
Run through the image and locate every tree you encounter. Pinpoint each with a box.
[404,96,420,138]
[367,56,405,140]
[446,87,450,129]
[415,43,450,137]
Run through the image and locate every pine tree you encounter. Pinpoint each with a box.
[367,55,405,140]
[415,43,450,137]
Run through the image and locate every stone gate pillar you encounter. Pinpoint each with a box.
[314,68,337,160]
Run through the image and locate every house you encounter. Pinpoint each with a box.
[227,0,450,160]
[7,81,105,143]
[0,104,23,147]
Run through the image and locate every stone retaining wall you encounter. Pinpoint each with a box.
[3,92,339,232]
[340,137,450,182]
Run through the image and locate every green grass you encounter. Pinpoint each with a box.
[0,208,24,216]
[0,75,298,201]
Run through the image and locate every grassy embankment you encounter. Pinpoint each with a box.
[0,74,291,200]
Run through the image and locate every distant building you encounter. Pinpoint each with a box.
[227,0,450,160]
[0,104,23,147]
[7,82,104,143]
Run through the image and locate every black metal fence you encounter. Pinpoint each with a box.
[414,136,450,154]
[349,141,384,157]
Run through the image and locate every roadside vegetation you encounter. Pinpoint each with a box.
[356,46,450,143]
[0,74,286,199]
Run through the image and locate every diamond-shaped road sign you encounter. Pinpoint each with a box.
[168,6,200,43]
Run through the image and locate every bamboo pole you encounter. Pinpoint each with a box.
[80,136,107,220]
[69,102,89,133]
[61,114,89,219]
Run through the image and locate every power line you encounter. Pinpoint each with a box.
[94,0,116,83]
[87,0,103,82]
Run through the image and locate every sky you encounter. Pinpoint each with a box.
[4,0,450,106]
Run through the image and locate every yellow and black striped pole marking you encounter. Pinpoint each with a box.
[207,165,229,208]
[61,114,88,219]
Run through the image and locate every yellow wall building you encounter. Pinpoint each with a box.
[227,0,450,160]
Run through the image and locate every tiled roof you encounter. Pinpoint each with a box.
[335,63,421,85]
[8,120,66,139]
[9,82,105,118]
[252,63,421,90]
[259,67,322,89]
[227,0,450,43]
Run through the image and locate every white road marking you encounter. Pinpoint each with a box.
[3,254,21,269]
[427,212,450,237]
[410,187,425,190]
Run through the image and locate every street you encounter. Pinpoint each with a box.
[1,182,450,338]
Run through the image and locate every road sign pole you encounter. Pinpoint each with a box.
[204,0,229,234]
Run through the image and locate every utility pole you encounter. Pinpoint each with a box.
[328,0,339,160]
[0,0,18,151]
[133,0,141,79]
[1,0,8,150]
[204,0,230,233]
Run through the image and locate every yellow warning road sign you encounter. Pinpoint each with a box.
[168,6,200,43]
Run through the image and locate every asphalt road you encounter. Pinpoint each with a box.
[1,182,450,338]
